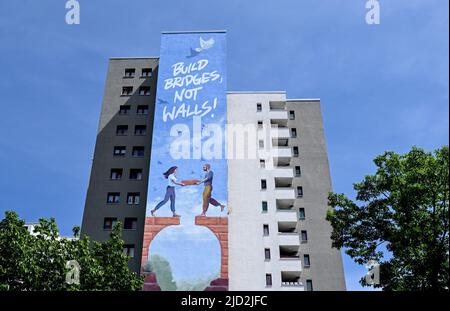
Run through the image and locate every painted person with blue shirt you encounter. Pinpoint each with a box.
[196,163,225,216]
[151,166,184,217]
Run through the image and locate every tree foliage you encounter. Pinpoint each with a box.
[0,211,143,291]
[327,146,449,291]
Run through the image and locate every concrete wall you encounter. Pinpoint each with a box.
[228,92,306,291]
[81,58,158,272]
[286,99,346,290]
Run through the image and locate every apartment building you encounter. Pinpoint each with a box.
[81,55,345,290]
[81,57,158,272]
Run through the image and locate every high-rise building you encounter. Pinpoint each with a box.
[81,57,158,272]
[81,36,345,290]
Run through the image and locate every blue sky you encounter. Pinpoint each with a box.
[0,0,448,290]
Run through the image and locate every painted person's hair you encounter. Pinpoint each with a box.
[163,166,178,179]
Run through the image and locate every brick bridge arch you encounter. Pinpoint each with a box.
[141,216,229,291]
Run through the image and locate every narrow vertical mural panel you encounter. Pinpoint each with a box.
[142,31,227,290]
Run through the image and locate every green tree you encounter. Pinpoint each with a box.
[0,212,143,291]
[327,146,449,291]
[147,254,177,291]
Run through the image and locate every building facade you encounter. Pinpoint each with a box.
[81,57,346,290]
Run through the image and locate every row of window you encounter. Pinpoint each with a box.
[263,248,310,267]
[262,224,308,242]
[107,192,141,204]
[261,180,303,197]
[122,86,151,96]
[116,125,147,136]
[261,202,305,219]
[264,274,313,290]
[104,217,137,230]
[113,146,145,157]
[256,103,296,119]
[110,168,143,180]
[119,104,149,115]
[257,122,298,138]
[124,68,153,78]
[259,160,301,176]
[258,141,300,157]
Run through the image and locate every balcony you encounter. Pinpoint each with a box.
[274,156,291,168]
[276,210,298,222]
[269,101,286,111]
[278,233,300,246]
[281,271,303,288]
[275,177,293,189]
[271,167,294,178]
[279,245,300,260]
[269,109,288,119]
[278,221,297,234]
[270,126,290,139]
[271,147,292,158]
[273,188,296,199]
[272,137,288,147]
[276,199,295,211]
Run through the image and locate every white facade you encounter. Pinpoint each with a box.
[227,92,304,291]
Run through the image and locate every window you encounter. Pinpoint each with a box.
[137,105,149,115]
[119,105,130,115]
[110,168,123,180]
[289,110,295,120]
[134,125,146,136]
[124,218,138,230]
[139,86,151,96]
[127,192,140,205]
[291,128,297,138]
[263,224,270,236]
[262,201,268,213]
[261,179,267,190]
[304,254,311,267]
[123,244,135,258]
[124,68,135,78]
[297,186,303,197]
[122,86,133,96]
[260,159,266,168]
[257,120,263,128]
[113,146,126,156]
[306,280,313,291]
[264,248,271,260]
[107,192,120,204]
[293,146,299,157]
[103,218,117,230]
[116,125,128,136]
[295,166,301,176]
[299,208,306,220]
[257,103,262,112]
[301,230,308,243]
[132,146,145,157]
[141,68,152,77]
[265,274,272,286]
[259,140,264,148]
[130,169,143,180]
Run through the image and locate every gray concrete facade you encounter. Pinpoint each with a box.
[286,99,346,290]
[81,57,159,272]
